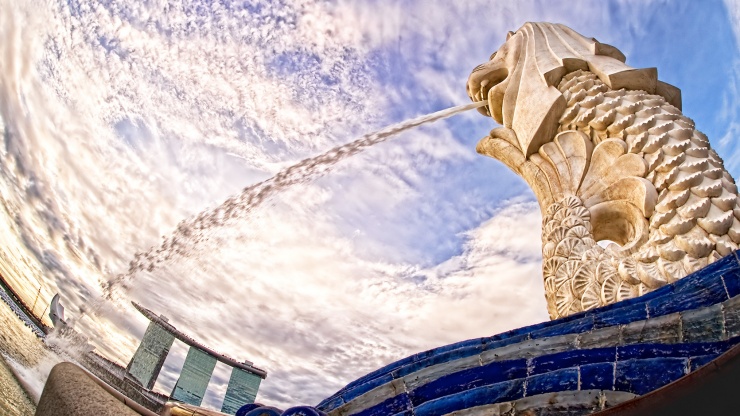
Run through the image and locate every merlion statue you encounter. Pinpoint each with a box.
[468,23,740,320]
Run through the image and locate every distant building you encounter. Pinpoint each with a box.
[49,293,65,327]
[126,302,267,413]
[221,367,263,414]
[170,347,217,405]
[125,317,175,389]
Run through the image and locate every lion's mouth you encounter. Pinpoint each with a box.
[467,64,491,116]
[468,65,508,121]
[476,80,493,117]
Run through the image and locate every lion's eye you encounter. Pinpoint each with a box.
[489,52,497,61]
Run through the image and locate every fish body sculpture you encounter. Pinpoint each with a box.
[467,23,740,319]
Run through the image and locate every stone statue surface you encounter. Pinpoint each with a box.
[468,22,740,319]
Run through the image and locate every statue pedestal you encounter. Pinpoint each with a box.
[315,252,740,416]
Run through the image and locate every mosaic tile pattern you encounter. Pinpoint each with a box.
[241,252,740,416]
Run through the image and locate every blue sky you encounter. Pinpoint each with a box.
[1,0,740,410]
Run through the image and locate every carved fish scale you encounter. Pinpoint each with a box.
[532,70,740,319]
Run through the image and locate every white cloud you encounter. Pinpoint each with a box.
[718,0,740,175]
[122,197,547,406]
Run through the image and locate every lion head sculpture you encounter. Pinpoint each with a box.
[467,22,680,159]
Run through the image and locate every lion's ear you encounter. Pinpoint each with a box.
[587,56,657,94]
[656,81,682,110]
[595,42,626,62]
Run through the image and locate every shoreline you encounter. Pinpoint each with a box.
[0,352,41,405]
[0,288,48,414]
[0,274,58,411]
[0,352,37,414]
[0,274,52,337]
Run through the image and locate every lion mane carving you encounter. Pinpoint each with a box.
[468,22,740,319]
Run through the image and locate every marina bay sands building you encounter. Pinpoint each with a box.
[126,302,267,414]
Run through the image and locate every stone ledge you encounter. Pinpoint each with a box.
[35,362,156,416]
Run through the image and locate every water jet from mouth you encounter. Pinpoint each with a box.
[92,100,488,309]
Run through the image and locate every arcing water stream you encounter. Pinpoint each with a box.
[100,100,489,301]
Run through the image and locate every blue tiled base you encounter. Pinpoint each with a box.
[244,252,740,416]
[310,251,740,416]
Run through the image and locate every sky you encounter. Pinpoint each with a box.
[1,0,740,410]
